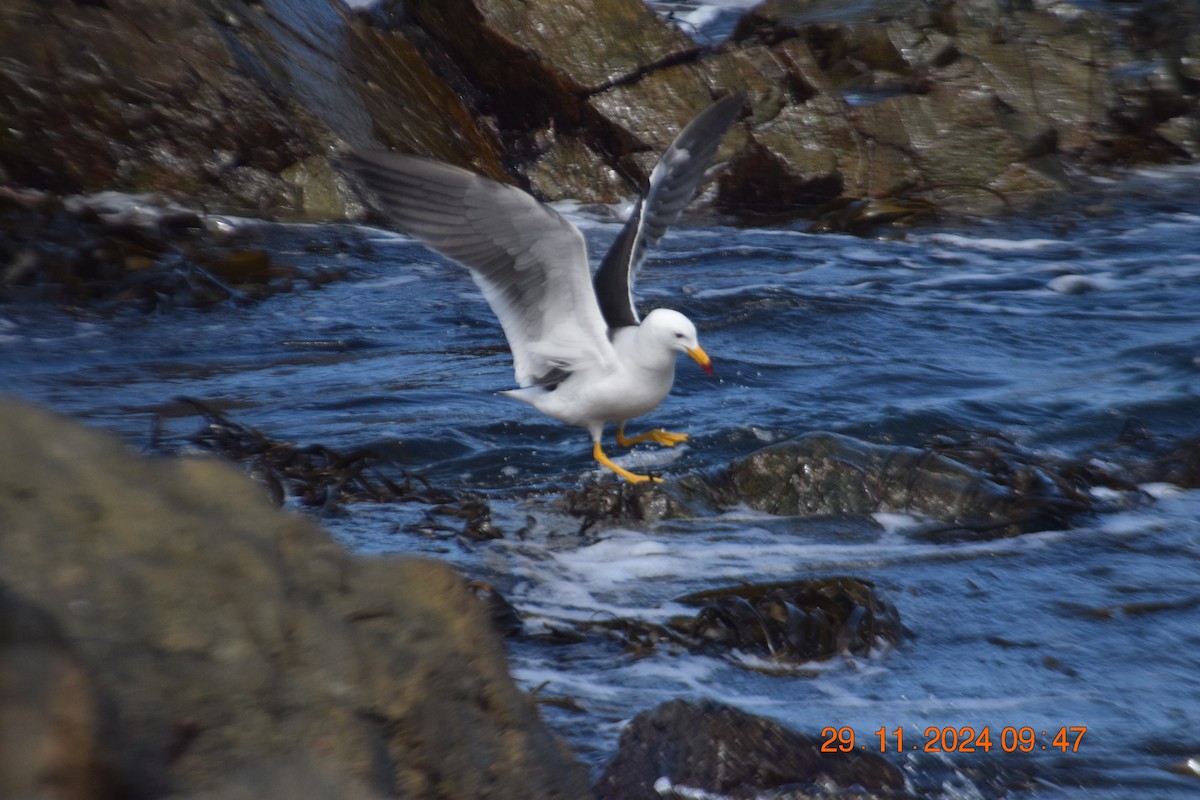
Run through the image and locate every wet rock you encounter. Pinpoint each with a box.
[1124,0,1200,96]
[397,0,725,203]
[468,581,526,638]
[558,477,705,525]
[280,156,364,220]
[522,129,632,205]
[172,397,460,511]
[407,0,695,95]
[0,396,591,799]
[0,0,496,216]
[724,431,1083,536]
[676,577,902,662]
[3,0,1198,223]
[0,192,344,312]
[0,0,329,212]
[718,0,1068,216]
[0,586,117,800]
[594,699,908,800]
[338,12,510,181]
[718,0,1199,217]
[560,430,1119,538]
[546,575,900,666]
[1139,436,1200,489]
[166,398,509,542]
[1101,422,1200,490]
[923,427,1143,516]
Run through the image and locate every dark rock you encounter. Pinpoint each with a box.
[725,431,1081,535]
[0,396,592,799]
[558,431,1116,538]
[675,577,902,662]
[536,574,899,667]
[1105,424,1200,489]
[3,0,1199,223]
[0,0,329,212]
[468,581,526,638]
[407,0,695,96]
[558,477,704,524]
[922,427,1144,516]
[400,0,722,203]
[1141,437,1200,488]
[0,193,345,311]
[594,699,908,800]
[172,396,469,512]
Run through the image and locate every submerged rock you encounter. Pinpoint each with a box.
[595,699,908,800]
[0,397,591,799]
[526,575,901,669]
[1105,423,1200,490]
[676,576,902,662]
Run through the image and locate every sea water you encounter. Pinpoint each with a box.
[2,166,1198,798]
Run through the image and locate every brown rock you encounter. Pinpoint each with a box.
[339,19,509,181]
[4,0,1198,224]
[0,397,591,799]
[407,0,695,95]
[0,0,323,208]
[0,587,115,800]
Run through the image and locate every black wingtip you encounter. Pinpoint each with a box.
[592,91,745,330]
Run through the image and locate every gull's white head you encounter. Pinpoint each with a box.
[642,308,714,375]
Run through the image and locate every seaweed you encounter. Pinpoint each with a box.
[162,397,499,539]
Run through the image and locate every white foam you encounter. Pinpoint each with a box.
[918,232,1066,252]
[1045,273,1118,294]
[871,512,924,536]
[357,227,418,245]
[509,664,630,700]
[652,777,730,800]
[1140,482,1185,500]
[353,274,422,289]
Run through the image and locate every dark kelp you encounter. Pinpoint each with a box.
[166,398,500,540]
[676,576,902,662]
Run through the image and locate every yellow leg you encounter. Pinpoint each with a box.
[593,441,662,484]
[616,423,689,448]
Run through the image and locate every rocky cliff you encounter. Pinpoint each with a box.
[2,0,1197,224]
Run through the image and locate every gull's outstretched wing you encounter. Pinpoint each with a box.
[351,152,615,388]
[594,92,745,329]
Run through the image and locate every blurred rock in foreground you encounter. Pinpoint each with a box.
[0,397,590,799]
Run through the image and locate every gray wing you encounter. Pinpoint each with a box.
[351,152,615,387]
[593,91,745,329]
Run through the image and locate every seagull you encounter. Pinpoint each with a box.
[352,92,744,483]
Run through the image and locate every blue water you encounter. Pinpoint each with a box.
[2,166,1199,798]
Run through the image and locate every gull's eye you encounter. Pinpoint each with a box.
[674,332,685,339]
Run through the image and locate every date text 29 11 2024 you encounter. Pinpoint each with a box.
[820,726,1087,754]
